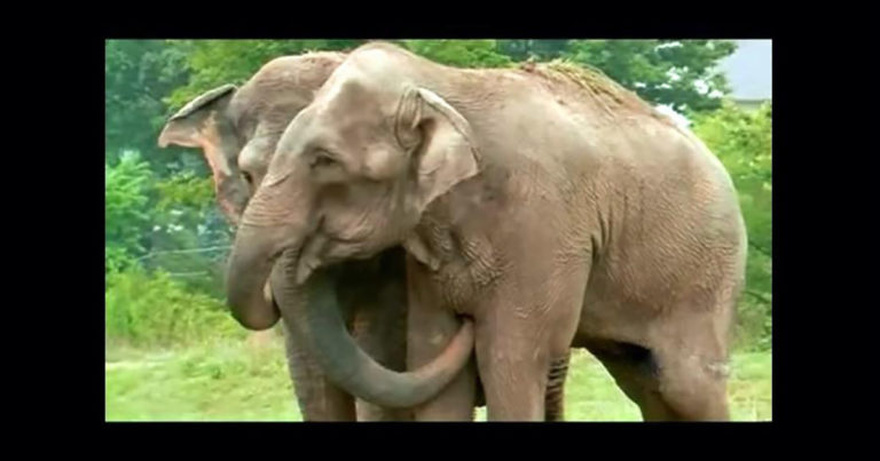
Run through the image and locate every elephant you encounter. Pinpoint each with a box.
[156,51,478,421]
[225,41,748,421]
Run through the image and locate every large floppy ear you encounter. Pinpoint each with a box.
[157,84,237,148]
[395,86,479,214]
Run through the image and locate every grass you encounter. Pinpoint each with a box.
[105,339,771,422]
[106,340,300,421]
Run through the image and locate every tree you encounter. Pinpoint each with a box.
[564,40,737,113]
[496,39,571,61]
[402,40,513,68]
[165,40,365,112]
[105,151,153,272]
[105,40,190,169]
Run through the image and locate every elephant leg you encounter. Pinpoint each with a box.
[474,316,549,421]
[647,347,729,421]
[584,340,669,420]
[585,339,729,421]
[475,268,586,421]
[405,255,477,421]
[281,320,356,421]
[349,274,414,421]
[544,351,571,421]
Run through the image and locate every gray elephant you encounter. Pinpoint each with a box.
[157,52,476,421]
[226,42,747,421]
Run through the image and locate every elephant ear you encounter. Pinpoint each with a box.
[157,84,251,223]
[394,86,480,215]
[157,84,237,148]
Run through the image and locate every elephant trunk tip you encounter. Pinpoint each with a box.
[226,259,283,331]
[229,305,281,331]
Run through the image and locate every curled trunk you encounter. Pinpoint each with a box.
[226,217,475,408]
[270,257,475,408]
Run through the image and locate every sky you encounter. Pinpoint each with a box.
[657,39,772,127]
[718,39,772,100]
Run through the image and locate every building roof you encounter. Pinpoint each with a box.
[718,40,772,101]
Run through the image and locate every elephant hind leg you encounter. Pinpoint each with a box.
[584,340,664,419]
[544,352,571,421]
[585,339,729,421]
[647,348,729,421]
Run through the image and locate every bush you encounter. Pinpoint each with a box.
[692,101,772,351]
[106,265,246,348]
[105,151,152,258]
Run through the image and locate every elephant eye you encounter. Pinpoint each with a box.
[311,150,339,169]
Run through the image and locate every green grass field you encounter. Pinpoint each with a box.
[105,339,771,422]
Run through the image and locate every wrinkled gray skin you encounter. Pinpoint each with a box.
[158,53,478,420]
[228,42,747,421]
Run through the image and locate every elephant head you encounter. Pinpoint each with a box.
[161,50,475,409]
[227,44,479,407]
[158,53,348,225]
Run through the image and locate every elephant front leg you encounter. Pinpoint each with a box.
[406,255,478,421]
[475,276,585,421]
[281,320,356,421]
[474,315,548,421]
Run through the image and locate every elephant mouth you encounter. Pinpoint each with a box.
[284,216,397,285]
[289,228,332,286]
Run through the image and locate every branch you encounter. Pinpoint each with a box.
[136,245,232,261]
[745,289,772,305]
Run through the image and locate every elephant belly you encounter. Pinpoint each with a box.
[572,265,667,349]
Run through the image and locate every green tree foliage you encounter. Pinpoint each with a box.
[492,40,737,113]
[105,40,190,168]
[154,172,215,214]
[106,39,236,295]
[149,172,231,297]
[693,102,772,350]
[564,40,737,113]
[401,40,513,68]
[105,149,230,287]
[105,151,153,267]
[165,40,364,111]
[496,39,571,61]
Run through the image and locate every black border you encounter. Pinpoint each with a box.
[47,13,829,449]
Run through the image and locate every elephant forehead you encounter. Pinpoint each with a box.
[306,105,391,153]
[275,107,319,151]
[320,70,400,116]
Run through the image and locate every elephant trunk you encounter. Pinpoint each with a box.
[272,263,475,409]
[228,175,474,408]
[226,176,313,330]
[225,224,293,330]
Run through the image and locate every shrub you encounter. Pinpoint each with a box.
[106,265,246,348]
[692,101,772,351]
